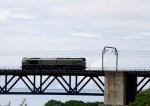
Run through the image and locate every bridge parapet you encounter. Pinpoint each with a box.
[0,66,150,71]
[103,67,150,71]
[0,66,21,70]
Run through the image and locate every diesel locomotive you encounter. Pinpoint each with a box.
[22,57,86,70]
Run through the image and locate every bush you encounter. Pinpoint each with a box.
[129,88,150,106]
[44,99,63,106]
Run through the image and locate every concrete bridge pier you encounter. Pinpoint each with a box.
[104,71,137,106]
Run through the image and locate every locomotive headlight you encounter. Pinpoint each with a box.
[22,60,26,65]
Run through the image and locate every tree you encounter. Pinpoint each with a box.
[44,100,63,106]
[85,102,103,106]
[129,88,150,106]
[85,102,98,106]
[64,100,85,106]
[44,99,104,106]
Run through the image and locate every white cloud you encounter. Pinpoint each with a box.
[70,32,102,38]
[138,32,150,39]
[93,18,150,29]
[48,0,150,18]
[141,32,150,36]
[0,10,10,22]
[10,12,36,20]
[47,0,150,31]
[116,36,144,40]
[0,9,36,23]
[90,60,102,68]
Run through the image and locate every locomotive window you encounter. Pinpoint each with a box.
[29,60,38,64]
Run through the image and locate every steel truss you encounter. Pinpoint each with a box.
[0,74,104,96]
[137,77,150,93]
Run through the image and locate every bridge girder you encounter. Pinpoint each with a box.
[0,74,104,96]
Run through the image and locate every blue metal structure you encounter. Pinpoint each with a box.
[0,69,104,95]
[0,68,150,96]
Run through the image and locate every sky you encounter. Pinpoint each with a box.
[0,0,150,105]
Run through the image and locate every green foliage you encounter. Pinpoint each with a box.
[85,102,101,106]
[88,102,103,106]
[44,99,104,106]
[44,99,63,106]
[129,88,150,106]
[64,100,85,106]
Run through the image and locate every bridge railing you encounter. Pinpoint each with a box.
[0,66,21,70]
[0,66,150,71]
[0,66,102,71]
[86,67,101,70]
[103,67,150,71]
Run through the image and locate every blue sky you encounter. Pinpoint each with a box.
[0,0,150,105]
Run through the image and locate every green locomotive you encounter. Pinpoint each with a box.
[22,58,86,70]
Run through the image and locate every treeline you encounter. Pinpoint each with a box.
[129,88,150,106]
[44,100,104,106]
[45,88,150,106]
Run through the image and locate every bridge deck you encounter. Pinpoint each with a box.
[0,68,150,96]
[0,68,150,76]
[0,69,104,76]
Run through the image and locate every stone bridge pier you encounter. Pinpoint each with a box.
[104,71,137,106]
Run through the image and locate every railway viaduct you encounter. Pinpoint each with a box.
[0,47,149,106]
[0,68,150,106]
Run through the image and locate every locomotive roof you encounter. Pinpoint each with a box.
[23,57,85,60]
